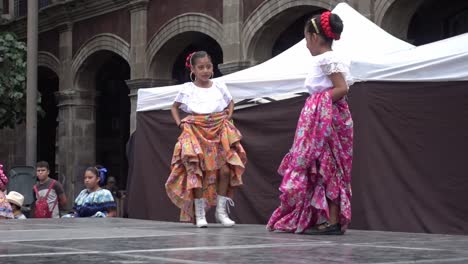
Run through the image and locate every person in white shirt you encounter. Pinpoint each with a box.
[166,51,247,228]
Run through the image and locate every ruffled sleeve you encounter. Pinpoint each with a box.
[318,52,355,86]
[174,83,192,105]
[97,189,116,209]
[216,81,233,105]
[174,83,194,113]
[318,52,350,75]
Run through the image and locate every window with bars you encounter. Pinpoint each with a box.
[15,0,50,17]
[15,0,26,17]
[445,9,468,38]
[39,0,50,9]
[2,0,9,15]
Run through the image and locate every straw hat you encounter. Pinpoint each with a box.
[6,191,24,207]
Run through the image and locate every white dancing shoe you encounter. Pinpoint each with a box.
[194,198,208,228]
[215,195,235,227]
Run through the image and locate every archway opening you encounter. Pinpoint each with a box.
[407,0,468,45]
[37,66,59,177]
[150,32,223,84]
[272,11,324,57]
[94,52,131,190]
[248,5,325,63]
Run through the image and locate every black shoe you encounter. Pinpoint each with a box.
[303,223,344,235]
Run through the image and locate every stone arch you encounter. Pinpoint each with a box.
[375,0,396,25]
[374,0,425,40]
[70,47,131,190]
[242,0,338,63]
[146,13,224,78]
[72,33,130,84]
[38,51,60,77]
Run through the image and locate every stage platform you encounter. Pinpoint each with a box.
[1,218,467,263]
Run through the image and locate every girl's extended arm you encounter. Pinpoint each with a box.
[329,72,348,102]
[171,102,183,127]
[226,100,234,119]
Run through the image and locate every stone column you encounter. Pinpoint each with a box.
[350,0,375,21]
[127,0,151,134]
[26,0,38,166]
[126,79,176,133]
[54,22,75,208]
[219,0,251,75]
[129,0,149,79]
[56,90,96,208]
[58,23,73,91]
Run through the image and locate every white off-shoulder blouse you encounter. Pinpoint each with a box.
[174,81,232,114]
[304,51,354,95]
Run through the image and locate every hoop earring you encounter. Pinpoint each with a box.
[190,72,196,82]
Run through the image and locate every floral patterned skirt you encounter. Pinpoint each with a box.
[165,111,247,222]
[267,91,353,233]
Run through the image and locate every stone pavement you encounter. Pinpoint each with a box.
[1,218,468,263]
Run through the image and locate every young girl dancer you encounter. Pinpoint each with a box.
[267,11,353,235]
[166,51,247,228]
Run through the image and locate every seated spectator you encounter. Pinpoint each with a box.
[63,166,116,218]
[104,176,119,198]
[0,163,14,219]
[7,191,27,219]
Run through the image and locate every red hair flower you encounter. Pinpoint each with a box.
[185,52,196,69]
[320,11,340,40]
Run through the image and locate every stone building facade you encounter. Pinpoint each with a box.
[0,0,467,207]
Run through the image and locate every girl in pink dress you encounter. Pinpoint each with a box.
[0,163,14,219]
[267,11,353,235]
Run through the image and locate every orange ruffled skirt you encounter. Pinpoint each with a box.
[165,111,247,222]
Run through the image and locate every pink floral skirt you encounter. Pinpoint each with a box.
[267,91,353,233]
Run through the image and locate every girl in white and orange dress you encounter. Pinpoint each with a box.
[166,51,247,228]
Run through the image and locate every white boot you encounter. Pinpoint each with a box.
[215,195,235,227]
[194,198,208,228]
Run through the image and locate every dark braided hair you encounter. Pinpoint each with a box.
[85,165,108,187]
[305,12,343,45]
[85,166,99,179]
[185,51,212,69]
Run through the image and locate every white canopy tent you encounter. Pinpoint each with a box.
[137,2,468,112]
[351,32,468,82]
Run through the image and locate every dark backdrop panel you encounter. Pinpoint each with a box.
[349,81,468,234]
[128,81,468,235]
[127,96,306,224]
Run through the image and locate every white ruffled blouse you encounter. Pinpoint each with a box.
[305,51,354,95]
[174,81,233,114]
